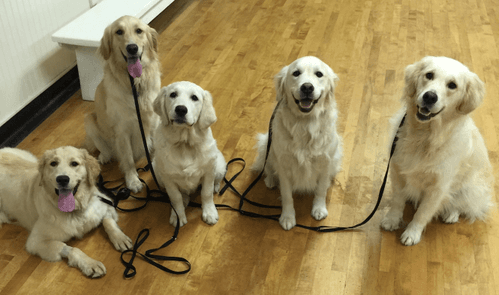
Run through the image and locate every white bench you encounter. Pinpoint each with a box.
[52,0,174,101]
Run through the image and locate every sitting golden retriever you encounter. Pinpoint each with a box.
[84,15,161,193]
[0,146,132,277]
[152,81,226,227]
[381,56,494,246]
[252,56,343,230]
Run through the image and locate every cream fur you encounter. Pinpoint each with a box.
[83,15,161,193]
[0,146,132,277]
[381,56,494,246]
[152,81,226,227]
[252,56,343,230]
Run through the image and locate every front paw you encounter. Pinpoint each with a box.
[125,176,143,193]
[279,213,296,230]
[68,248,106,278]
[381,215,402,231]
[311,205,328,221]
[109,230,133,252]
[202,205,219,225]
[400,223,423,246]
[441,210,460,224]
[169,208,187,227]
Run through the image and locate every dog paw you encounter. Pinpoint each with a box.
[279,214,296,230]
[97,153,111,165]
[68,248,106,278]
[126,177,143,193]
[400,223,423,246]
[214,182,221,194]
[441,211,460,224]
[264,175,277,189]
[311,206,328,221]
[169,209,187,228]
[109,231,133,252]
[380,215,402,231]
[202,205,219,225]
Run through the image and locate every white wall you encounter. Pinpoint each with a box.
[0,0,90,127]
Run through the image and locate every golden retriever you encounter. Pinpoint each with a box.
[381,56,494,246]
[152,81,226,227]
[0,146,132,277]
[84,15,161,193]
[252,56,343,230]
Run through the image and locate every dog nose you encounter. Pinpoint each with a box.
[300,83,314,94]
[126,44,139,55]
[423,91,438,105]
[175,105,188,116]
[56,175,70,186]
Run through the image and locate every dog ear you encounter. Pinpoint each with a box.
[457,73,485,114]
[147,27,159,53]
[153,88,169,125]
[99,26,113,60]
[325,64,339,98]
[274,65,289,102]
[38,149,55,187]
[82,149,100,186]
[198,90,217,129]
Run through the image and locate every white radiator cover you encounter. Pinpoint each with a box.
[0,0,90,127]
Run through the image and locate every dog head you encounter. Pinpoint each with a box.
[99,15,158,68]
[153,81,217,129]
[404,56,485,123]
[275,56,339,116]
[38,146,100,211]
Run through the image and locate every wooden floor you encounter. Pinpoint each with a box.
[2,0,499,293]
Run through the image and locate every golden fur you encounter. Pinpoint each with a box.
[252,56,343,230]
[84,15,161,193]
[0,146,132,277]
[381,56,494,246]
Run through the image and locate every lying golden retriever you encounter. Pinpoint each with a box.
[381,56,494,246]
[0,146,132,277]
[84,15,161,193]
[152,81,226,227]
[252,56,343,230]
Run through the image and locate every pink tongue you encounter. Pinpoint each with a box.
[58,191,75,212]
[127,58,142,78]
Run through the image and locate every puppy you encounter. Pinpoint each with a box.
[0,146,132,277]
[252,56,343,230]
[381,56,493,246]
[152,81,226,227]
[84,15,161,193]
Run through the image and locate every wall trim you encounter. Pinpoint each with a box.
[0,67,80,148]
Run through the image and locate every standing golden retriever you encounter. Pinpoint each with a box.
[381,56,493,246]
[84,15,161,193]
[152,81,226,227]
[252,56,343,230]
[0,146,132,277]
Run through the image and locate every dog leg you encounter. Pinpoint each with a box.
[84,114,112,164]
[278,176,296,230]
[26,234,106,278]
[311,173,330,221]
[213,151,227,194]
[201,173,219,225]
[102,217,133,251]
[115,133,143,193]
[400,188,448,246]
[162,179,187,227]
[381,164,406,231]
[440,209,460,224]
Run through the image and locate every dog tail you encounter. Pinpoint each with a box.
[251,133,269,173]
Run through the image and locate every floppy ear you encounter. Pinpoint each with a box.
[147,27,159,53]
[38,149,54,187]
[198,90,217,129]
[153,88,169,125]
[274,65,289,102]
[99,26,113,60]
[82,149,100,186]
[404,61,421,99]
[457,73,485,114]
[325,64,339,97]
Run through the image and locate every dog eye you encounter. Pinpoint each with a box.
[191,95,199,101]
[170,92,177,98]
[71,161,79,167]
[447,82,457,89]
[116,29,123,35]
[292,70,301,77]
[50,161,58,167]
[316,71,323,78]
[425,72,433,80]
[136,28,143,34]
